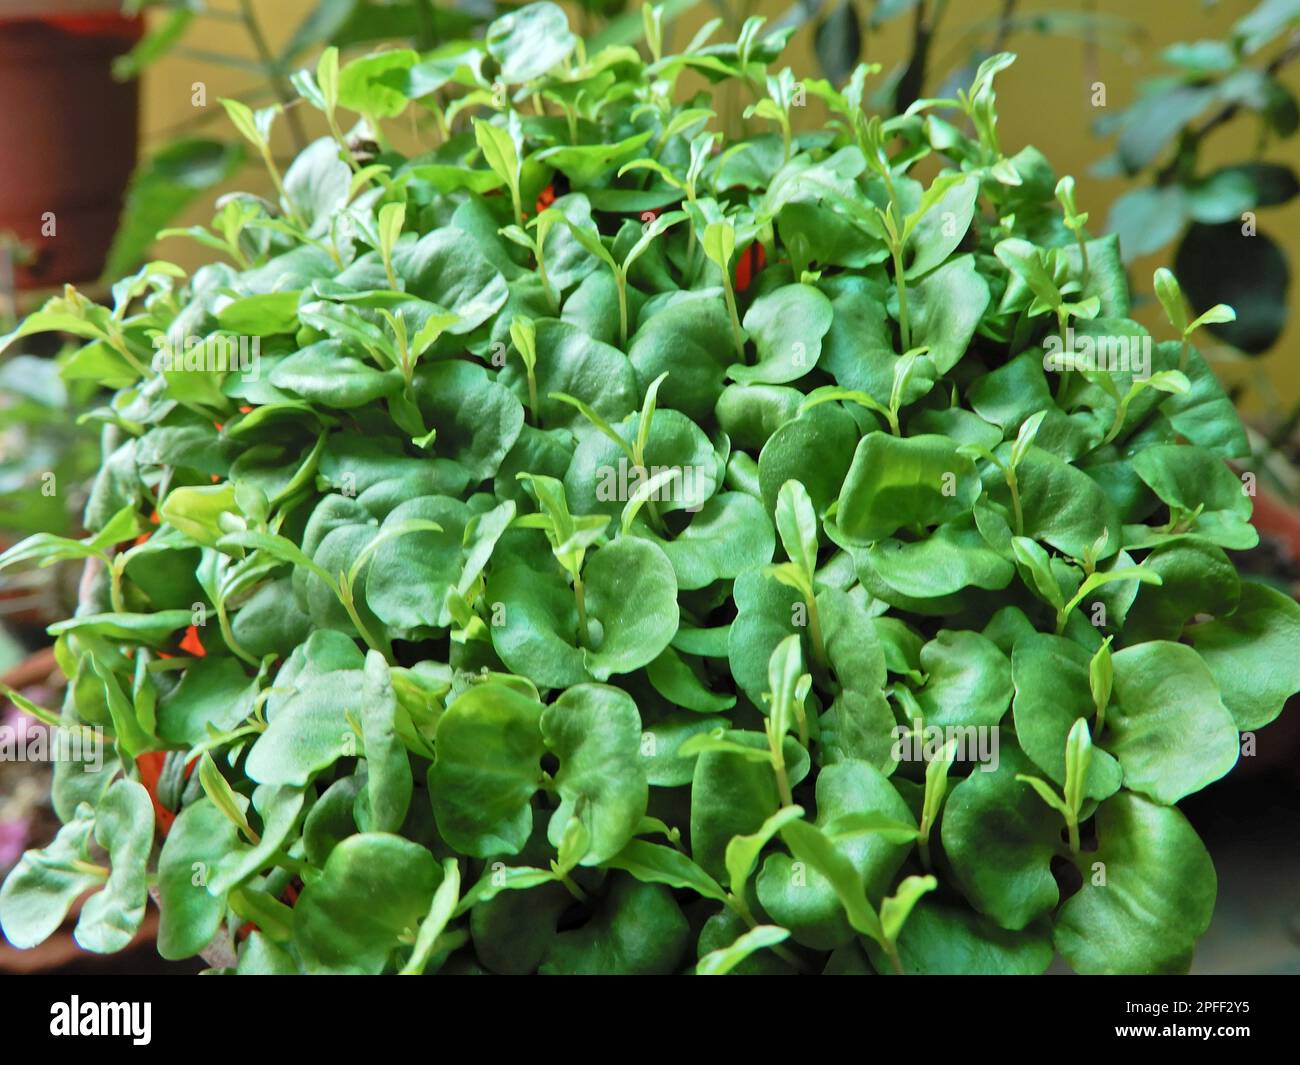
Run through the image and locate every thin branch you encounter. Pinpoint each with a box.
[894,0,948,114]
[236,0,308,152]
[992,0,1017,52]
[168,46,270,74]
[1156,31,1300,183]
[1081,0,1100,99]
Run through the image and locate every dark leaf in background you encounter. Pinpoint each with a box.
[815,1,863,85]
[103,138,245,280]
[1174,221,1290,354]
[1225,162,1300,207]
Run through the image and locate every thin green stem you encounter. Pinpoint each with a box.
[335,577,394,664]
[722,275,745,360]
[62,859,110,879]
[793,703,809,750]
[558,870,588,903]
[892,244,912,350]
[217,600,259,668]
[729,891,809,972]
[326,114,361,174]
[509,182,524,229]
[685,226,700,285]
[1054,306,1072,405]
[428,927,471,958]
[1006,468,1024,535]
[806,594,828,672]
[769,732,794,807]
[109,558,127,614]
[106,328,151,379]
[526,368,539,426]
[573,574,590,647]
[538,249,559,314]
[616,269,629,348]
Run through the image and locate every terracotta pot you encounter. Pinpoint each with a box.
[0,3,143,289]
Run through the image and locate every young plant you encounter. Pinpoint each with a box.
[562,211,686,347]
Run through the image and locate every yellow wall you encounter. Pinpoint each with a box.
[139,0,1300,413]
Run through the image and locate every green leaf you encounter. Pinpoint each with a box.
[915,630,1012,729]
[474,118,521,189]
[1012,634,1124,801]
[730,284,833,385]
[338,49,419,119]
[75,779,154,953]
[757,761,914,950]
[157,799,240,960]
[542,684,648,865]
[872,901,1053,975]
[724,804,804,899]
[487,2,577,83]
[540,876,689,975]
[904,175,977,279]
[0,807,103,949]
[778,819,883,943]
[581,538,680,681]
[879,874,938,946]
[835,433,979,544]
[1054,792,1215,974]
[941,742,1061,931]
[294,833,440,975]
[360,651,412,833]
[398,858,461,976]
[1187,582,1300,729]
[539,132,656,186]
[774,478,819,580]
[646,645,736,713]
[606,840,728,903]
[161,482,241,548]
[697,925,791,975]
[1106,641,1239,804]
[429,684,545,858]
[690,729,809,880]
